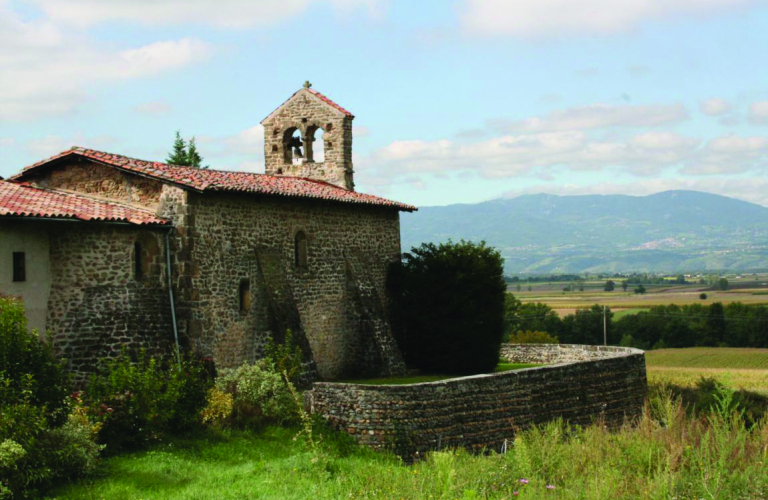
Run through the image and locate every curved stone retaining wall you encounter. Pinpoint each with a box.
[308,344,647,458]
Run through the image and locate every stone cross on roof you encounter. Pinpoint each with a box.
[303,81,312,89]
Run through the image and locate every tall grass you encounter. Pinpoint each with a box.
[49,385,768,500]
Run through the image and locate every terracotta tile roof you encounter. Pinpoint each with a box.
[0,179,169,225]
[15,147,416,211]
[307,88,354,117]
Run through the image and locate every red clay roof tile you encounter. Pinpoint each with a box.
[14,147,416,211]
[0,179,169,225]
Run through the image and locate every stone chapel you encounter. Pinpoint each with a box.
[0,85,415,383]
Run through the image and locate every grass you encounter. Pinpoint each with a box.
[646,347,768,395]
[612,307,649,319]
[340,363,540,385]
[48,389,768,500]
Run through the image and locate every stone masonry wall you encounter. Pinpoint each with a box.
[262,88,354,190]
[309,344,647,458]
[181,191,405,379]
[24,157,165,210]
[46,224,174,384]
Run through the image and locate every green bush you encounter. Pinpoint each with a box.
[507,330,559,344]
[0,379,101,498]
[214,360,297,428]
[84,350,211,453]
[0,295,69,425]
[388,240,507,375]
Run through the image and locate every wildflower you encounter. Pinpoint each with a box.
[519,479,529,484]
[546,484,556,490]
[512,492,519,496]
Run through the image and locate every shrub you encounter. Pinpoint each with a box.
[201,388,233,425]
[388,240,506,375]
[507,330,559,344]
[0,382,101,498]
[0,295,69,425]
[84,350,211,453]
[700,292,708,300]
[263,329,304,383]
[214,360,297,428]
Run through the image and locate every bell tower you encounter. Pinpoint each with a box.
[261,82,355,191]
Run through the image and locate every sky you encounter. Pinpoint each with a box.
[2,0,768,207]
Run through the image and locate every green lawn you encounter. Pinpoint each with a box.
[339,363,540,385]
[47,398,768,500]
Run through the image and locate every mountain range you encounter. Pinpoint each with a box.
[399,190,768,274]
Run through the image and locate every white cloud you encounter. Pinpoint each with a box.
[748,101,768,124]
[362,130,698,180]
[700,98,732,116]
[683,135,768,174]
[496,103,688,133]
[0,4,212,121]
[30,0,382,28]
[459,0,761,37]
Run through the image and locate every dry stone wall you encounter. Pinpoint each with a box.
[309,344,647,459]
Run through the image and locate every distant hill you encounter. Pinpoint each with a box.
[400,190,768,273]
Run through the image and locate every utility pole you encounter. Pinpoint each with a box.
[603,305,607,346]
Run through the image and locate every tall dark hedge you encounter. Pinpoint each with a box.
[388,240,506,375]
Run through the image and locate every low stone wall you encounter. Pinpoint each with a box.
[308,344,647,458]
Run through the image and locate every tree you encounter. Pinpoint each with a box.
[634,284,646,294]
[716,278,729,291]
[166,131,206,168]
[388,240,507,375]
[604,280,615,292]
[167,131,188,165]
[622,281,629,292]
[700,293,708,300]
[187,137,204,168]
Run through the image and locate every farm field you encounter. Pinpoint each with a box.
[512,282,768,317]
[645,347,768,395]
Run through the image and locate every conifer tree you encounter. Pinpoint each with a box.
[166,131,206,168]
[167,131,189,166]
[187,137,203,169]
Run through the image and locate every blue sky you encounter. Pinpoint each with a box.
[2,0,768,207]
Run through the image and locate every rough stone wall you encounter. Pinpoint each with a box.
[181,191,404,379]
[24,157,165,210]
[500,343,636,364]
[262,88,354,190]
[45,224,174,384]
[308,344,647,459]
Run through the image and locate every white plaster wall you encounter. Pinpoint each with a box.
[0,221,52,336]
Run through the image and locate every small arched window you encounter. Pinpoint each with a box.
[305,126,325,163]
[294,231,308,269]
[134,241,143,280]
[239,279,251,314]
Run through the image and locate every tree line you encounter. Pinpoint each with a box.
[505,295,768,349]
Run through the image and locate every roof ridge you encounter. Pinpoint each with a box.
[13,147,417,212]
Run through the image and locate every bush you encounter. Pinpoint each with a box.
[0,297,100,498]
[507,330,559,344]
[388,240,506,375]
[84,350,211,453]
[700,293,708,300]
[0,381,101,498]
[214,360,297,428]
[0,295,69,425]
